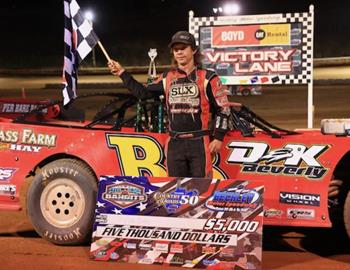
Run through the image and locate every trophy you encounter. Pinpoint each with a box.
[147,48,158,83]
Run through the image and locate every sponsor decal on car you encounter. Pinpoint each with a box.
[0,184,16,196]
[0,129,56,150]
[106,133,226,179]
[0,167,17,181]
[280,192,320,206]
[227,141,329,179]
[287,208,315,220]
[264,208,283,218]
[0,103,48,114]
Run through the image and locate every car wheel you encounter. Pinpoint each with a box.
[241,88,250,96]
[27,158,97,245]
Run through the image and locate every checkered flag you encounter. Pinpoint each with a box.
[62,0,99,105]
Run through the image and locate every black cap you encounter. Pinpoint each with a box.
[168,31,196,48]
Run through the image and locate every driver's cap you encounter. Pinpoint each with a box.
[168,31,196,48]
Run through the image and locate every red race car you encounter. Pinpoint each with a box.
[0,94,348,245]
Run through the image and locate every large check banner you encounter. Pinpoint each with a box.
[90,176,264,269]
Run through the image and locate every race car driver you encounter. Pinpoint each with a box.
[108,31,234,178]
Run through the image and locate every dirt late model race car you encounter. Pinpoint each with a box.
[0,94,349,245]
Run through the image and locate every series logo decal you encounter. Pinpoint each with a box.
[227,141,329,179]
[154,186,199,213]
[280,192,320,206]
[205,185,261,212]
[0,167,17,181]
[102,182,147,209]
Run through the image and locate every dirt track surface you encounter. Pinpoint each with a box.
[1,82,350,269]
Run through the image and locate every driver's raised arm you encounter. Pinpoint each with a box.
[108,59,164,99]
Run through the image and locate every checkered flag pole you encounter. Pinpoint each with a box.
[62,0,108,105]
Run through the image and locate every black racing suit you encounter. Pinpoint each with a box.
[119,67,230,177]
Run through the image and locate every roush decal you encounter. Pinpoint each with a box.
[226,141,329,179]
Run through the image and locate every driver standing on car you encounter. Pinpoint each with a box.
[108,31,233,178]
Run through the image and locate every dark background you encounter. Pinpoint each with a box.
[1,0,349,68]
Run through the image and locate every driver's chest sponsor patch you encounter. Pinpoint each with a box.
[169,83,200,108]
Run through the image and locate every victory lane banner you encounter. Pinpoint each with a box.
[90,176,264,269]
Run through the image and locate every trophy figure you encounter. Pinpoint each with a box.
[147,48,158,83]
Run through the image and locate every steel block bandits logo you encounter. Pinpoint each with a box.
[154,185,199,213]
[205,185,261,212]
[102,182,147,208]
[227,142,329,179]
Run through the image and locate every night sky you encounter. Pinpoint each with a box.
[1,0,349,68]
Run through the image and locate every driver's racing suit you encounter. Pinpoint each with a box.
[119,67,230,177]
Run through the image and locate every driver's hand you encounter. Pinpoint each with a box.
[209,139,222,154]
[108,60,125,76]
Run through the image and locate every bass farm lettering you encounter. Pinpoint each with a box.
[226,141,329,179]
[0,129,56,147]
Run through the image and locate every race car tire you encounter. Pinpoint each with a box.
[27,158,97,245]
[343,189,350,239]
